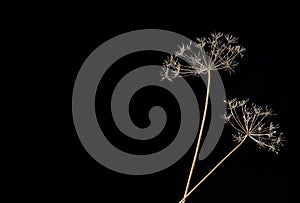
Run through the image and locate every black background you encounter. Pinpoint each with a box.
[14,3,295,203]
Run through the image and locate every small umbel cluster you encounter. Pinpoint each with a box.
[223,98,284,154]
[161,32,246,81]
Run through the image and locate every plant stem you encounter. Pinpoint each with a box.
[179,136,247,203]
[182,70,211,203]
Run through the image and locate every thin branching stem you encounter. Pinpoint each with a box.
[182,70,211,203]
[179,136,247,203]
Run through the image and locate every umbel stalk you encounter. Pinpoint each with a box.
[179,136,246,203]
[182,70,211,203]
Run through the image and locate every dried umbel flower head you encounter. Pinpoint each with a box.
[179,99,285,203]
[223,98,284,154]
[161,32,246,81]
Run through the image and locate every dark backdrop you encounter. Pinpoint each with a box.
[19,4,294,203]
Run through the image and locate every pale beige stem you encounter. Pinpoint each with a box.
[182,70,211,203]
[179,136,247,203]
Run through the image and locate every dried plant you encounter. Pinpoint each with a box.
[179,99,284,203]
[161,33,285,203]
[161,32,245,203]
